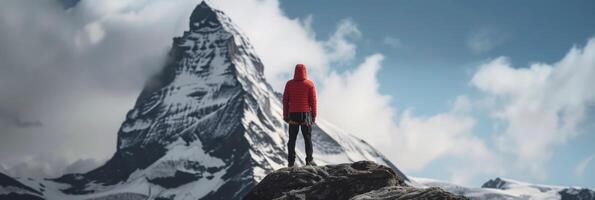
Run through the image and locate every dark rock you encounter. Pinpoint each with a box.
[147,170,201,188]
[482,177,554,193]
[480,177,507,189]
[244,161,406,200]
[351,186,468,200]
[559,188,595,200]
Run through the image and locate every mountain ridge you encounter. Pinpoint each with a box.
[0,2,406,199]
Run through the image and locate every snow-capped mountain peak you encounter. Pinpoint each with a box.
[0,2,406,199]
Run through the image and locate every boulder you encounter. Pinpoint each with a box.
[245,161,466,200]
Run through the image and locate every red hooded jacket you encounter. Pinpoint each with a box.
[283,64,317,120]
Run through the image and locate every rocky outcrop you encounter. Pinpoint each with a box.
[352,186,468,200]
[559,188,595,200]
[244,161,467,200]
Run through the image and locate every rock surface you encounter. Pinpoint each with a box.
[244,161,466,200]
[352,186,468,200]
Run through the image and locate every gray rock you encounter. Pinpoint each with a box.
[351,186,468,200]
[244,161,403,200]
[245,161,465,200]
[559,188,595,200]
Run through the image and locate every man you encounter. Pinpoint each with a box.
[283,64,317,167]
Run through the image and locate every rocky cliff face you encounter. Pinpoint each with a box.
[245,161,467,200]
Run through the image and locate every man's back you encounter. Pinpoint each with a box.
[282,64,317,120]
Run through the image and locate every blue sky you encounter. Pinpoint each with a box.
[279,0,595,187]
[281,0,595,114]
[0,0,593,189]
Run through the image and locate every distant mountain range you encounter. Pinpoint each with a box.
[415,177,595,200]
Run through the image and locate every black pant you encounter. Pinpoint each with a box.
[287,112,313,164]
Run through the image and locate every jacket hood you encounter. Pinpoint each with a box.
[293,64,307,80]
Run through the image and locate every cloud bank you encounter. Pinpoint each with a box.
[320,34,595,183]
[472,38,595,178]
[318,54,495,185]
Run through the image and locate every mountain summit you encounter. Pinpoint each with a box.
[0,2,405,199]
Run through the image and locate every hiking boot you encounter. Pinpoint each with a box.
[306,160,317,166]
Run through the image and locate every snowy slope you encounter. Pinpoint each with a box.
[0,173,44,200]
[414,177,595,200]
[0,2,405,200]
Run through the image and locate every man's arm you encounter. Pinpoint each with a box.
[282,82,290,122]
[309,83,317,122]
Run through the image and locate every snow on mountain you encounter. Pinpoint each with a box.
[0,2,405,200]
[482,178,595,200]
[0,173,44,200]
[413,177,595,200]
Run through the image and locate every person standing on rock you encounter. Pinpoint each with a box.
[283,64,317,167]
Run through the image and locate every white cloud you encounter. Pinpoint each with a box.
[318,55,494,184]
[393,96,495,176]
[319,54,396,150]
[575,155,594,178]
[63,158,103,174]
[467,28,506,54]
[76,21,105,46]
[471,37,595,178]
[1,153,104,178]
[210,0,329,90]
[210,1,361,90]
[324,19,361,63]
[383,36,402,48]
